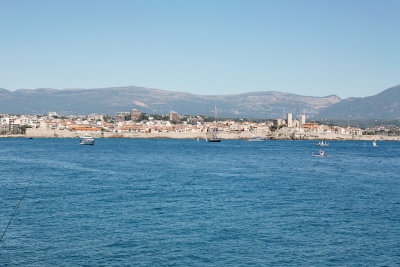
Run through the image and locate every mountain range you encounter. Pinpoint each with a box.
[0,84,399,119]
[317,84,400,119]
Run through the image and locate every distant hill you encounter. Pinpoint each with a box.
[317,85,400,119]
[0,86,340,118]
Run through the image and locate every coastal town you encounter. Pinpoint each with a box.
[0,109,399,140]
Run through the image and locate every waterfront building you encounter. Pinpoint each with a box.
[302,123,318,132]
[169,111,179,122]
[115,112,129,122]
[300,114,306,126]
[287,113,293,128]
[48,111,58,117]
[89,114,104,121]
[273,119,286,127]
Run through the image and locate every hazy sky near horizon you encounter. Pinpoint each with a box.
[0,0,399,98]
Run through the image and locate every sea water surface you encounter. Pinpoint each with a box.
[0,138,399,266]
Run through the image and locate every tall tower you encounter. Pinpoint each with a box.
[169,111,179,122]
[287,113,293,127]
[300,114,306,126]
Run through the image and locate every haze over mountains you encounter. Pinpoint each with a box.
[0,84,399,119]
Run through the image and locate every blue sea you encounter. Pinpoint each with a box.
[0,138,399,266]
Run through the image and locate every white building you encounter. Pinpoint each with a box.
[48,112,58,117]
[287,113,293,128]
[300,114,306,126]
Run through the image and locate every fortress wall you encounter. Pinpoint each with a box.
[21,128,400,141]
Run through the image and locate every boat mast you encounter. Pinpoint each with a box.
[213,103,218,138]
[214,103,217,125]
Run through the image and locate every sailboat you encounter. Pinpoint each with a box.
[316,140,329,146]
[206,104,221,142]
[372,140,378,147]
[206,128,221,142]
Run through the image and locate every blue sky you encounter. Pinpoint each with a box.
[0,0,399,98]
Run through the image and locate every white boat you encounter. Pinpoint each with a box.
[80,134,95,145]
[248,136,266,142]
[316,141,329,146]
[312,149,327,157]
[372,140,377,147]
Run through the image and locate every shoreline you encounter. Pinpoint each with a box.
[1,131,399,141]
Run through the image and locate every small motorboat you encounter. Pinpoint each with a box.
[312,149,327,157]
[248,136,266,142]
[80,134,95,145]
